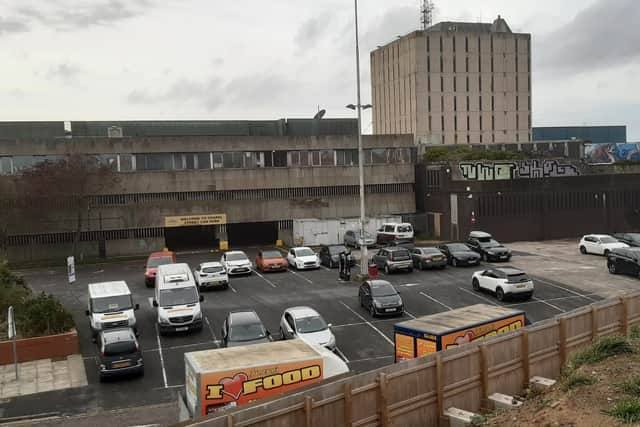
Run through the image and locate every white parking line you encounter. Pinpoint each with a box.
[404,310,416,319]
[347,355,394,364]
[319,264,332,272]
[532,296,566,313]
[228,283,238,293]
[155,324,168,389]
[252,269,277,288]
[457,287,500,306]
[419,292,453,311]
[339,301,394,346]
[334,347,350,363]
[505,293,601,308]
[288,269,313,284]
[532,277,597,302]
[204,316,218,343]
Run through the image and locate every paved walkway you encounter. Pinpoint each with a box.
[0,355,87,399]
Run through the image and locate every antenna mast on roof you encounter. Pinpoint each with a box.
[421,0,434,30]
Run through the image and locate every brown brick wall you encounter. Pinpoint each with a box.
[0,329,79,365]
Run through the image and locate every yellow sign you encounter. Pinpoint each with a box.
[416,338,437,356]
[164,214,227,228]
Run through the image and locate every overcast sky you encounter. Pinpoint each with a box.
[1,0,638,139]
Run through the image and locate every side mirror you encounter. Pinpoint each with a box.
[152,300,158,307]
[85,309,90,316]
[327,323,333,328]
[134,303,140,310]
[199,295,205,302]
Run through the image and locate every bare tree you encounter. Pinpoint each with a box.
[18,154,116,258]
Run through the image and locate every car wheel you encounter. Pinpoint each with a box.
[496,287,505,302]
[608,263,617,274]
[452,258,458,267]
[280,327,285,340]
[472,278,480,291]
[359,296,363,307]
[580,246,587,254]
[604,249,610,257]
[369,304,376,317]
[384,265,390,274]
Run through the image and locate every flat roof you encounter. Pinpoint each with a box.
[395,304,523,335]
[185,339,321,373]
[88,281,130,298]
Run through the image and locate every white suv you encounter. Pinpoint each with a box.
[471,267,534,301]
[287,247,320,270]
[579,234,628,256]
[376,223,414,245]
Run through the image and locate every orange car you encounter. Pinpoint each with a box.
[145,251,176,287]
[255,249,288,272]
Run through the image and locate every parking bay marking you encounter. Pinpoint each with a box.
[154,324,168,389]
[419,291,453,311]
[339,301,394,346]
[252,269,278,288]
[532,296,566,313]
[457,287,500,306]
[204,316,219,344]
[287,269,314,284]
[228,283,238,293]
[532,276,597,302]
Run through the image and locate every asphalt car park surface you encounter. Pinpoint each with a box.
[9,245,606,416]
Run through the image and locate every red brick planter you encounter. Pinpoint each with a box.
[0,329,79,365]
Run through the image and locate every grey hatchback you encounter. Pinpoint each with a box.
[97,327,144,381]
[372,247,413,274]
[221,310,272,348]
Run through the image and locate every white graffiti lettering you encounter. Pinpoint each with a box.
[459,160,580,181]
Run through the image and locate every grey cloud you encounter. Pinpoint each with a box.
[361,6,418,52]
[127,78,224,111]
[537,0,640,73]
[0,17,29,36]
[47,63,82,83]
[295,11,335,50]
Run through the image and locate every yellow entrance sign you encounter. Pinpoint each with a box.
[164,214,227,228]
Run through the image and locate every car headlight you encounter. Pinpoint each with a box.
[99,364,106,370]
[374,301,382,308]
[159,316,170,325]
[193,311,202,320]
[327,335,336,348]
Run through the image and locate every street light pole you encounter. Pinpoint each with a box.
[353,0,368,276]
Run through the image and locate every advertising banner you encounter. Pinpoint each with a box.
[441,314,525,350]
[199,359,323,416]
[416,338,437,356]
[165,213,227,228]
[584,143,640,164]
[395,333,415,361]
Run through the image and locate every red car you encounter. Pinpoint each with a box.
[255,249,288,272]
[145,251,176,287]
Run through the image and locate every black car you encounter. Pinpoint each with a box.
[97,328,144,381]
[438,243,481,267]
[221,310,272,348]
[319,244,354,268]
[607,247,640,277]
[358,280,403,317]
[466,231,512,262]
[612,233,640,247]
[371,247,414,274]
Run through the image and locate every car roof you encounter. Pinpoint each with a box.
[382,222,412,226]
[469,231,492,238]
[367,279,393,287]
[584,234,613,238]
[225,251,248,256]
[199,262,223,268]
[386,246,409,252]
[286,306,320,319]
[101,327,136,344]
[148,251,174,258]
[493,267,524,275]
[88,281,130,298]
[416,246,441,251]
[228,310,262,325]
[443,242,469,247]
[292,246,312,250]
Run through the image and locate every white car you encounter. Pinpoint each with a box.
[286,247,320,270]
[220,251,252,276]
[280,306,335,350]
[193,262,229,290]
[579,234,628,256]
[471,267,534,301]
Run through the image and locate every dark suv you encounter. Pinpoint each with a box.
[372,247,413,274]
[466,231,512,262]
[221,310,272,348]
[97,328,144,381]
[607,247,640,277]
[319,244,354,268]
[612,233,640,247]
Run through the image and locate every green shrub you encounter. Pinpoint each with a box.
[607,398,640,423]
[569,336,633,368]
[619,377,640,396]
[560,370,596,391]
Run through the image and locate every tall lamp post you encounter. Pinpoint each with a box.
[347,0,372,276]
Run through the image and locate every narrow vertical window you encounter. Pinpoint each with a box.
[466,76,469,91]
[453,76,457,92]
[454,96,457,111]
[440,96,444,111]
[441,116,445,131]
[492,115,495,130]
[439,36,443,51]
[491,96,495,110]
[465,57,469,72]
[440,76,444,92]
[465,36,469,52]
[467,115,470,131]
[466,95,470,111]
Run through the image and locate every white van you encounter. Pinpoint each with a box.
[376,222,414,244]
[153,263,204,334]
[86,281,139,337]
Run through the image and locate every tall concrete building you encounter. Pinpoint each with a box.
[371,16,531,145]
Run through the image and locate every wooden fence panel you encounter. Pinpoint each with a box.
[528,322,560,379]
[564,309,593,353]
[441,347,482,412]
[626,294,640,329]
[387,359,438,427]
[597,300,622,336]
[484,333,523,399]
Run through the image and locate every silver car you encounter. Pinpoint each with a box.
[344,230,376,248]
[193,262,229,290]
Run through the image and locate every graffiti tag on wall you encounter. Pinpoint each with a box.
[459,160,580,181]
[584,143,640,164]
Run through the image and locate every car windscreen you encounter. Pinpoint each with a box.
[296,315,328,333]
[479,239,502,248]
[104,341,137,356]
[229,323,266,342]
[296,248,315,257]
[371,283,397,297]
[261,251,282,259]
[507,273,530,283]
[226,253,248,261]
[147,257,172,267]
[91,295,133,313]
[397,225,412,233]
[390,250,410,261]
[159,287,198,306]
[600,237,618,244]
[421,248,442,255]
[447,243,470,252]
[202,266,224,273]
[329,246,347,255]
